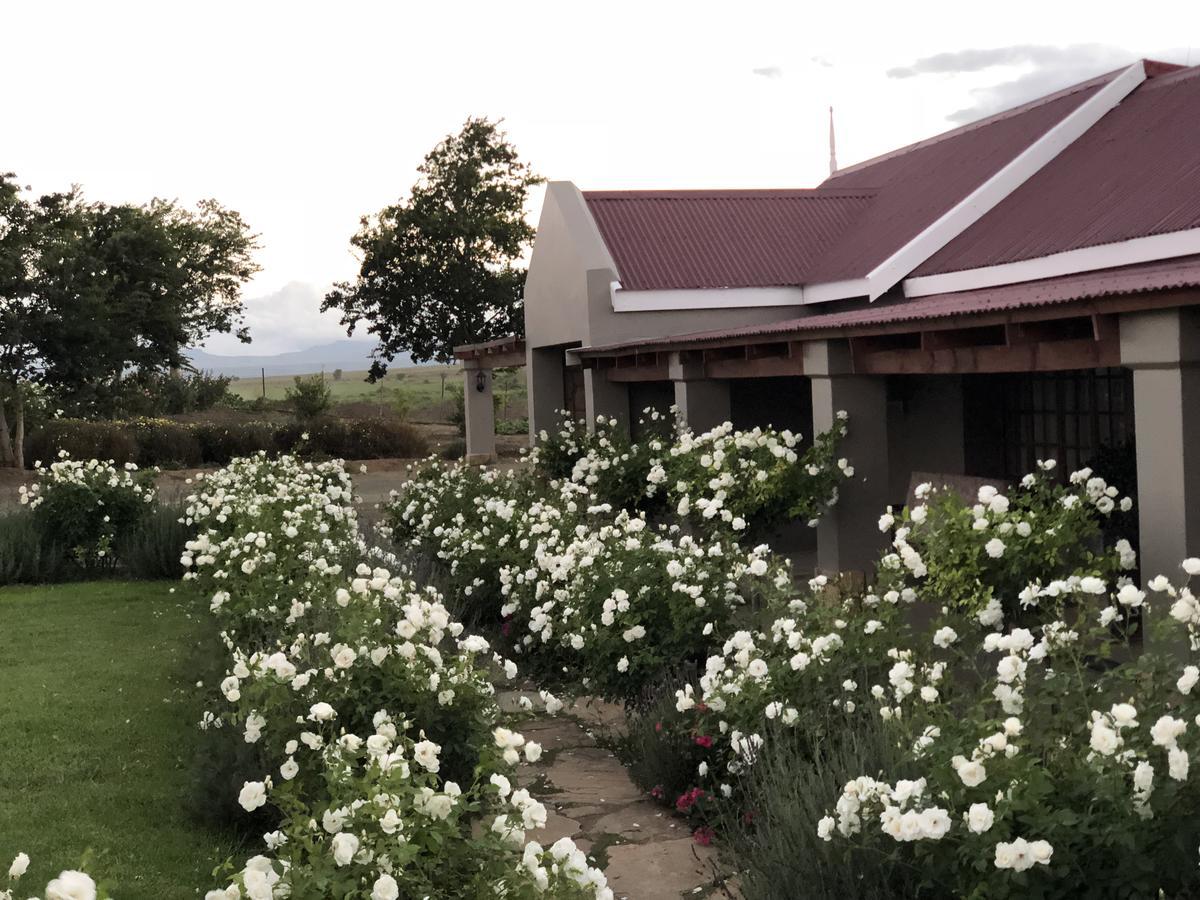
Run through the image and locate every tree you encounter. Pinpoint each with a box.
[0,174,260,466]
[286,374,332,420]
[332,368,344,381]
[323,117,542,376]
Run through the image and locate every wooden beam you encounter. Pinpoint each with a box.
[603,364,670,383]
[920,324,1005,351]
[851,336,1120,375]
[705,355,805,378]
[472,350,527,368]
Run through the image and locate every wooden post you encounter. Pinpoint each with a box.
[261,368,266,399]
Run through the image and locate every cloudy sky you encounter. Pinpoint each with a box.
[5,1,1197,354]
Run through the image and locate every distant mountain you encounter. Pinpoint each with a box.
[186,340,414,378]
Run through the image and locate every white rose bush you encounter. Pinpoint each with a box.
[176,452,610,899]
[18,451,157,567]
[674,466,1200,898]
[386,414,850,700]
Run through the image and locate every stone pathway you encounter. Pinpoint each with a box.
[499,691,733,900]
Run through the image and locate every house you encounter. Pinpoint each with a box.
[455,59,1200,582]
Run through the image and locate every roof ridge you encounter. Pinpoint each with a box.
[824,64,1127,182]
[582,188,877,200]
[1139,61,1200,89]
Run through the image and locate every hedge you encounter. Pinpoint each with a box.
[25,417,428,468]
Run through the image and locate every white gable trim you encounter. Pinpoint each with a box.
[610,278,869,312]
[601,62,1147,312]
[902,228,1200,298]
[862,60,1147,301]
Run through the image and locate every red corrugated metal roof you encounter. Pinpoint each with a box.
[802,76,1111,282]
[583,189,875,290]
[578,256,1200,355]
[575,61,1197,298]
[917,66,1200,275]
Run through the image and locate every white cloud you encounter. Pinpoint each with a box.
[200,282,347,355]
[887,43,1192,124]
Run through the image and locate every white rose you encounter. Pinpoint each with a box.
[309,702,336,722]
[45,871,97,900]
[413,739,442,772]
[331,831,359,866]
[955,759,987,787]
[238,780,268,811]
[966,802,994,833]
[1090,721,1119,756]
[372,873,400,900]
[8,852,30,879]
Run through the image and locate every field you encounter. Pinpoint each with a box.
[228,364,462,405]
[0,581,242,898]
[227,364,528,426]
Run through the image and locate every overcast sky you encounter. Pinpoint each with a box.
[5,1,1197,354]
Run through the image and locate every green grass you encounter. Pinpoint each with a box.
[227,366,528,424]
[0,581,241,898]
[228,365,463,403]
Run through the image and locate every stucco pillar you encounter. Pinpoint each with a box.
[1120,306,1200,584]
[463,362,496,464]
[584,368,629,433]
[527,346,565,442]
[668,352,731,434]
[804,339,890,578]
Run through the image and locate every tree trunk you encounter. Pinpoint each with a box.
[13,389,24,471]
[0,395,13,467]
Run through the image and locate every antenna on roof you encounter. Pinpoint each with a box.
[828,106,838,176]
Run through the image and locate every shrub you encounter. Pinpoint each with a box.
[673,462,1200,898]
[20,455,157,567]
[618,663,711,815]
[873,462,1133,619]
[125,418,203,467]
[285,373,332,420]
[105,369,237,417]
[25,420,137,467]
[0,511,70,585]
[178,453,610,899]
[657,413,851,536]
[117,502,192,580]
[715,716,916,900]
[387,414,849,701]
[496,417,529,435]
[527,413,659,512]
[308,417,427,459]
[447,383,466,436]
[191,421,279,466]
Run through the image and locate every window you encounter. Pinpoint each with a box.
[997,368,1133,477]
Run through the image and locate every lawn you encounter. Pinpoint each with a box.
[0,581,241,898]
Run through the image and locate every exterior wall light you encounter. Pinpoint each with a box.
[475,370,487,393]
